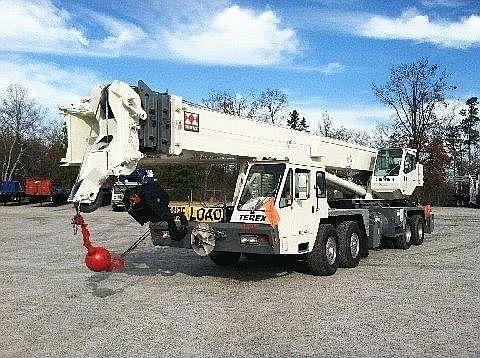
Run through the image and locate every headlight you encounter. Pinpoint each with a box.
[240,234,270,245]
[240,234,259,245]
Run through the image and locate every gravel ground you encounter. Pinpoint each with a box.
[0,204,478,357]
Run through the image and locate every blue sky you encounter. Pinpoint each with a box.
[0,0,479,131]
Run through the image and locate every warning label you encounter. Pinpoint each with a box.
[184,112,199,132]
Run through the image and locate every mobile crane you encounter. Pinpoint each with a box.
[60,80,433,275]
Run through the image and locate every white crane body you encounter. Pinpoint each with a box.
[60,80,433,275]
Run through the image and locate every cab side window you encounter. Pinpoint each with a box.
[316,171,326,198]
[279,169,293,208]
[295,169,310,200]
[404,153,416,173]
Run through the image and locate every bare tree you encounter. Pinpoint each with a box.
[203,87,289,124]
[316,111,372,146]
[202,90,253,117]
[372,57,453,160]
[317,111,333,137]
[0,84,45,180]
[251,88,288,124]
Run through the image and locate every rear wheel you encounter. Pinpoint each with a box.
[411,215,425,246]
[337,221,363,268]
[305,224,338,276]
[395,217,414,250]
[209,251,241,266]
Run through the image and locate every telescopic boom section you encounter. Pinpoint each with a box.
[59,80,420,209]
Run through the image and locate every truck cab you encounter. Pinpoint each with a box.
[371,148,423,199]
[229,161,328,253]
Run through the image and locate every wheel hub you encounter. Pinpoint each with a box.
[405,225,412,243]
[350,233,360,258]
[326,236,337,265]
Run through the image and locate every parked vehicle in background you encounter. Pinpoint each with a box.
[111,169,154,211]
[454,173,479,207]
[469,173,480,207]
[25,178,70,205]
[111,181,140,211]
[0,181,24,205]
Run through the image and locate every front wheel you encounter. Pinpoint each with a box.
[209,251,241,266]
[305,224,339,276]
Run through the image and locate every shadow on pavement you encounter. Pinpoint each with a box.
[86,273,127,298]
[121,248,307,281]
[84,249,309,297]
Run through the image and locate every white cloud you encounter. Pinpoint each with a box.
[421,0,465,8]
[0,1,298,66]
[0,0,88,55]
[302,105,393,132]
[94,14,147,56]
[359,9,480,48]
[0,56,104,121]
[0,0,149,58]
[287,62,345,74]
[164,5,298,65]
[320,62,345,75]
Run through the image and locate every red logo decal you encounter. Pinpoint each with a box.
[184,112,199,132]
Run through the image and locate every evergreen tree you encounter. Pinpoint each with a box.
[287,110,309,132]
[459,97,480,172]
[444,123,465,176]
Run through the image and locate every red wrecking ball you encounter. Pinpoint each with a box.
[72,213,125,272]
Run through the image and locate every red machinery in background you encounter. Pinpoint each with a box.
[25,178,70,205]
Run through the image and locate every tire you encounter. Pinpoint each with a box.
[209,251,241,266]
[305,224,339,276]
[395,217,414,250]
[411,215,425,246]
[337,221,363,268]
[243,253,264,260]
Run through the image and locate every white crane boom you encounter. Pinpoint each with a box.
[59,80,421,207]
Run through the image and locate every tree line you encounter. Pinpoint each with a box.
[201,58,479,205]
[1,58,478,205]
[0,84,76,186]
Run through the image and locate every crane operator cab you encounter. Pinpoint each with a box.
[371,148,424,200]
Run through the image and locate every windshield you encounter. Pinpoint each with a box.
[237,163,285,211]
[374,149,403,176]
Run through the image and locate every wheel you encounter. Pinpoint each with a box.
[305,224,339,276]
[209,251,241,266]
[395,217,414,250]
[337,221,363,268]
[411,215,424,246]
